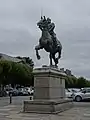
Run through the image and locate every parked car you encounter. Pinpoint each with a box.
[5,87,19,96]
[25,87,34,95]
[5,87,13,96]
[18,88,29,96]
[9,88,19,96]
[0,90,7,97]
[65,89,73,98]
[68,88,80,93]
[72,88,90,102]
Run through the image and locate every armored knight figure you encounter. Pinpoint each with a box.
[39,16,58,48]
[46,17,58,47]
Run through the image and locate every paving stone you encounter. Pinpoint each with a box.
[0,103,90,120]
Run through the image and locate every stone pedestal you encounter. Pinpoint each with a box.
[23,67,73,113]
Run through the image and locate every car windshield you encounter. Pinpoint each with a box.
[72,90,77,93]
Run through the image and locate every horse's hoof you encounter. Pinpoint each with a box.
[55,65,58,68]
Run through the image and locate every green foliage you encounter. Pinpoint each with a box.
[16,56,34,67]
[65,76,77,88]
[0,58,90,88]
[65,75,90,88]
[77,77,86,88]
[0,60,12,85]
[0,60,33,86]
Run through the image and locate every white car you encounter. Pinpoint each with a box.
[68,88,80,93]
[25,87,34,95]
[65,89,73,98]
[73,88,90,102]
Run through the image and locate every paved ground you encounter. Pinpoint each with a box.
[0,96,30,106]
[0,96,90,120]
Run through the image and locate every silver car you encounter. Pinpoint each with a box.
[73,88,90,102]
[65,89,73,98]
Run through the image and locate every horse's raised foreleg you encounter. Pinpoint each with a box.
[35,45,43,60]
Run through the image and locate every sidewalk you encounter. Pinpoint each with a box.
[0,103,90,120]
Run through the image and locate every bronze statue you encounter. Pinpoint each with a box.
[35,16,62,67]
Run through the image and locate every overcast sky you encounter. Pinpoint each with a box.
[0,0,90,79]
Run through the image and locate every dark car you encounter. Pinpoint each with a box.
[0,90,7,97]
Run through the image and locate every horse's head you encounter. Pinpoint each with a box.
[37,16,48,29]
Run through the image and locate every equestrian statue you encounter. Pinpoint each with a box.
[35,16,62,67]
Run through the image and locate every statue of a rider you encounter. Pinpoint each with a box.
[40,16,58,48]
[35,16,62,67]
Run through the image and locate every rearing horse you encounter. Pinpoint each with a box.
[35,17,62,67]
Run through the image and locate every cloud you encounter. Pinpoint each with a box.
[0,0,90,79]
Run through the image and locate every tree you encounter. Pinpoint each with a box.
[0,60,33,86]
[77,77,87,88]
[65,75,88,88]
[86,80,90,87]
[71,76,78,88]
[0,60,12,85]
[65,76,77,88]
[16,56,34,67]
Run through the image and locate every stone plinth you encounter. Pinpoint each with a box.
[23,67,73,113]
[24,99,73,114]
[33,67,66,100]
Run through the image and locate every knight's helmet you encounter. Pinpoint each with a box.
[47,17,51,24]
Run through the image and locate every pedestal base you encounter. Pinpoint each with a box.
[23,67,73,114]
[23,99,73,114]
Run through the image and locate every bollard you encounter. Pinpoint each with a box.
[30,96,33,101]
[10,93,12,104]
